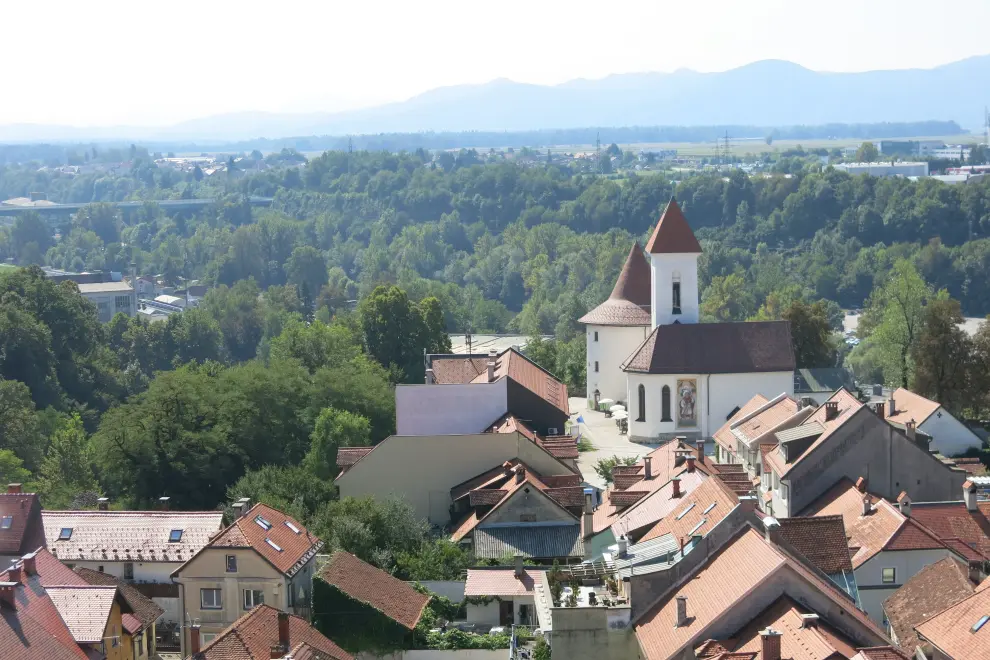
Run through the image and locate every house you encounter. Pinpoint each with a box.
[75,567,165,659]
[1,548,135,660]
[882,556,978,655]
[488,413,580,470]
[883,387,983,457]
[400,347,570,437]
[712,393,804,473]
[0,483,44,568]
[335,431,577,524]
[581,199,796,443]
[634,476,740,546]
[186,604,351,660]
[906,480,990,561]
[464,561,541,627]
[315,551,430,652]
[76,281,137,321]
[171,503,323,656]
[760,389,967,518]
[42,506,224,624]
[913,578,990,659]
[449,460,585,561]
[801,477,969,624]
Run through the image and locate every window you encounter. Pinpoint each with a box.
[202,633,217,644]
[114,295,132,312]
[59,528,73,540]
[661,385,672,422]
[97,301,111,321]
[168,529,183,542]
[594,331,599,342]
[124,562,134,580]
[136,633,143,656]
[98,566,104,572]
[882,568,896,584]
[243,589,264,609]
[637,384,646,422]
[201,588,222,609]
[111,625,119,647]
[254,515,272,530]
[672,273,682,315]
[265,538,283,552]
[284,520,301,534]
[0,516,11,529]
[594,361,599,372]
[226,555,238,573]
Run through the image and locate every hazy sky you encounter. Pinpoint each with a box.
[7,0,990,127]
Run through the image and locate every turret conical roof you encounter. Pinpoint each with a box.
[645,197,702,254]
[578,242,652,326]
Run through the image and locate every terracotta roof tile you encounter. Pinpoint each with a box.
[949,457,987,476]
[765,389,863,478]
[429,356,487,384]
[733,396,800,445]
[195,604,352,660]
[714,395,770,453]
[541,475,583,488]
[579,242,652,326]
[910,500,990,559]
[336,447,373,467]
[610,471,708,538]
[46,585,117,644]
[853,647,913,660]
[204,504,322,578]
[914,582,990,659]
[544,487,586,507]
[609,490,652,508]
[469,489,509,506]
[645,198,703,254]
[43,510,224,564]
[318,552,430,630]
[695,639,733,658]
[614,473,645,490]
[488,414,540,443]
[638,477,738,543]
[74,567,164,631]
[464,568,540,597]
[776,515,853,574]
[886,388,941,427]
[728,596,859,660]
[623,321,795,375]
[0,491,44,555]
[0,591,89,660]
[471,348,568,415]
[882,557,975,654]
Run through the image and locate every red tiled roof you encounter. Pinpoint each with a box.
[609,490,651,507]
[732,396,801,448]
[614,473,644,490]
[194,604,352,660]
[639,477,738,543]
[488,413,540,443]
[470,489,508,506]
[776,515,853,574]
[318,552,430,630]
[695,639,733,658]
[0,491,44,555]
[46,585,117,644]
[886,388,941,427]
[853,647,912,660]
[610,471,708,538]
[623,321,795,375]
[645,198,703,254]
[471,348,568,415]
[200,503,323,577]
[74,567,164,632]
[949,457,987,476]
[714,395,770,453]
[579,242,652,326]
[336,447,373,467]
[429,356,487,384]
[909,500,990,560]
[0,591,89,660]
[915,582,990,659]
[544,487,586,507]
[541,475,582,488]
[765,389,863,478]
[882,557,975,654]
[726,596,859,660]
[464,568,539,597]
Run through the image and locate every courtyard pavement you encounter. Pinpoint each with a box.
[568,396,657,489]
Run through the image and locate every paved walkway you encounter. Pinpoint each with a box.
[568,397,657,489]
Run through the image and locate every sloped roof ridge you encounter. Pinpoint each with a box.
[729,392,793,430]
[645,197,703,254]
[609,242,652,305]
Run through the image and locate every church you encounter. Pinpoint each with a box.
[580,198,796,443]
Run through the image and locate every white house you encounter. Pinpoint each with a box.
[581,198,796,443]
[76,280,137,322]
[463,563,540,627]
[885,387,983,457]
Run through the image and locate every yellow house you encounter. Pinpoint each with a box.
[47,585,132,660]
[75,567,165,659]
[171,502,323,656]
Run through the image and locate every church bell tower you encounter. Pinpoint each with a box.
[644,198,702,328]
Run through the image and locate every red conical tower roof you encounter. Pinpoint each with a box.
[645,197,702,254]
[578,242,652,326]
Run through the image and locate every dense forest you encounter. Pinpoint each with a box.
[3,146,990,575]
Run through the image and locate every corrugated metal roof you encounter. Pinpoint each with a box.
[614,534,679,574]
[776,421,824,444]
[473,524,583,559]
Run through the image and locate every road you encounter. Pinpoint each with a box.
[568,397,655,489]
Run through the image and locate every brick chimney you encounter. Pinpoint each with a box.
[685,456,696,473]
[644,456,652,480]
[800,613,819,628]
[0,582,16,609]
[905,419,917,443]
[862,494,871,516]
[514,554,524,578]
[888,397,897,417]
[159,496,170,511]
[824,401,839,422]
[515,465,525,484]
[582,489,595,541]
[7,565,20,585]
[97,497,109,511]
[22,553,36,576]
[964,480,978,512]
[763,516,781,544]
[855,476,867,493]
[487,349,497,382]
[277,611,290,653]
[675,596,688,627]
[760,628,782,660]
[873,402,885,418]
[897,491,911,517]
[189,625,201,654]
[671,477,681,498]
[695,442,705,463]
[6,484,21,494]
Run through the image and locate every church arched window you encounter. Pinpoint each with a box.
[661,385,672,422]
[672,272,682,315]
[637,384,646,422]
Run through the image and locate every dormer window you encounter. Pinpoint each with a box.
[59,528,73,540]
[672,272,682,315]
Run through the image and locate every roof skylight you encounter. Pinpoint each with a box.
[255,516,272,530]
[284,521,300,534]
[265,538,283,552]
[674,503,695,520]
[703,502,717,514]
[168,529,183,542]
[58,527,72,540]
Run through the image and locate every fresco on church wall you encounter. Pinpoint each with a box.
[677,378,697,427]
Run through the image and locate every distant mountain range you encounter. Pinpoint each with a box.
[3,56,989,143]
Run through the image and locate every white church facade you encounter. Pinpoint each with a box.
[580,198,796,443]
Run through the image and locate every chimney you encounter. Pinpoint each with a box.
[6,484,21,494]
[0,582,16,609]
[873,402,885,418]
[487,349,497,382]
[969,562,982,584]
[888,397,896,417]
[800,613,819,628]
[862,494,871,516]
[277,611,290,652]
[190,625,201,655]
[97,497,109,511]
[671,477,682,498]
[897,491,911,517]
[617,535,628,558]
[583,488,595,540]
[738,495,757,514]
[515,465,525,484]
[695,442,705,463]
[159,496,170,511]
[644,456,652,480]
[855,476,867,493]
[514,554,524,578]
[22,553,36,576]
[760,628,782,660]
[824,401,839,422]
[675,596,688,627]
[905,419,917,443]
[7,565,20,585]
[685,456,696,473]
[239,497,252,516]
[964,481,978,512]
[425,368,435,385]
[763,516,781,544]
[232,502,244,517]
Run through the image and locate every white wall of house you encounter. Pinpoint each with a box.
[464,596,536,626]
[625,372,699,442]
[856,548,955,624]
[64,559,177,584]
[707,373,794,438]
[585,324,649,405]
[919,408,983,457]
[650,252,701,327]
[396,380,507,436]
[466,601,500,625]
